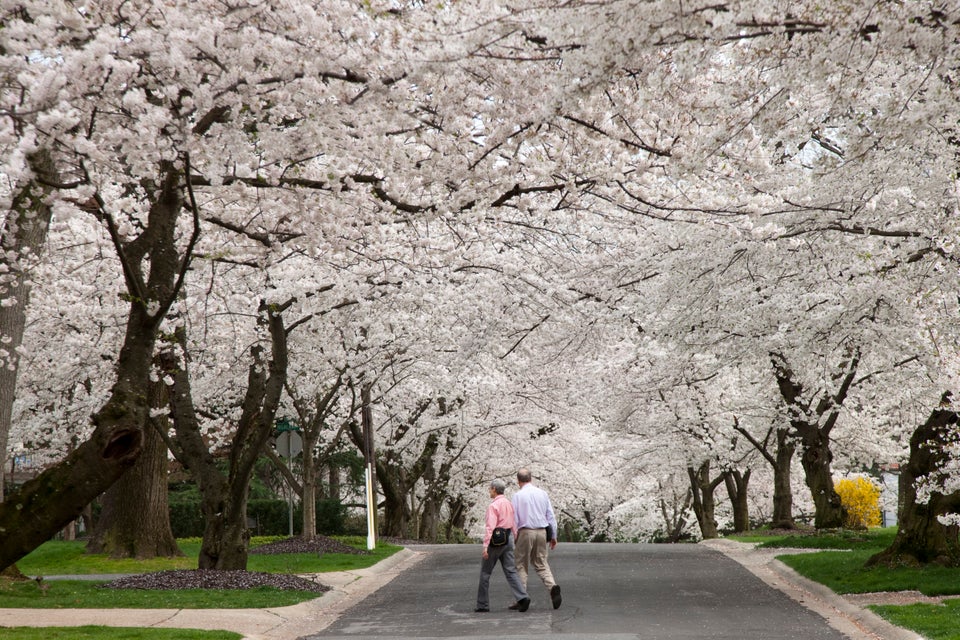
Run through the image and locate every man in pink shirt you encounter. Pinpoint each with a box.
[475,479,530,613]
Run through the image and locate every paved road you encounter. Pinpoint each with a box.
[304,543,849,640]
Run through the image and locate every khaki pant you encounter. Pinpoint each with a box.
[514,528,556,591]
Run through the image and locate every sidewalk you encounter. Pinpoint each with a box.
[0,547,424,640]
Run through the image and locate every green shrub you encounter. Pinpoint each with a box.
[169,498,350,538]
[169,501,205,538]
[835,476,882,529]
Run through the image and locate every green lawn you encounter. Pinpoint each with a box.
[0,579,325,609]
[15,536,398,576]
[732,527,960,639]
[1,536,401,609]
[778,549,960,596]
[871,600,960,640]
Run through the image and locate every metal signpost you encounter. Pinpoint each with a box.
[274,419,302,537]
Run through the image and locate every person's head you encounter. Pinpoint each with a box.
[489,478,506,496]
[517,468,532,485]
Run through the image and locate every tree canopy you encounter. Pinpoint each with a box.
[1,0,958,555]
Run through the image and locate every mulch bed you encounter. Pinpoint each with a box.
[99,535,371,592]
[99,568,330,593]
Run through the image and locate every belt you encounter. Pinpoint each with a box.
[519,526,547,530]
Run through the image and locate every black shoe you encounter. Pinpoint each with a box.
[517,597,531,612]
[550,585,562,609]
[507,602,520,610]
[475,607,489,612]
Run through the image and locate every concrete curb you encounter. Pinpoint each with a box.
[700,538,924,640]
[0,547,424,640]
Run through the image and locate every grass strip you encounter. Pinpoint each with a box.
[0,627,241,640]
[731,527,897,550]
[0,579,323,608]
[870,599,960,640]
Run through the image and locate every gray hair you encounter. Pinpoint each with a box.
[490,479,506,494]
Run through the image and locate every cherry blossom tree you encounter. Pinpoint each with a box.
[2,0,959,565]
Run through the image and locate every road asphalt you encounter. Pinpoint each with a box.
[0,539,924,640]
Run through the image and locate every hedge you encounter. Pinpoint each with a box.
[169,498,349,538]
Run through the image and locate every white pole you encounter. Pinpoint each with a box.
[365,465,376,550]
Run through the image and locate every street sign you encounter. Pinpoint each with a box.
[275,430,302,458]
[275,417,298,432]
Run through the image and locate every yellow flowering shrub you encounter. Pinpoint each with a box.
[834,476,882,529]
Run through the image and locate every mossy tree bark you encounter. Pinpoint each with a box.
[868,392,960,567]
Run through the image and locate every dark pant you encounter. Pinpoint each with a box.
[476,534,528,609]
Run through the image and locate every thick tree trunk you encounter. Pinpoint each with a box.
[800,431,845,529]
[724,469,752,533]
[378,455,413,538]
[419,463,444,542]
[0,308,153,570]
[0,149,56,501]
[0,159,192,573]
[86,377,181,558]
[687,461,723,539]
[868,393,960,567]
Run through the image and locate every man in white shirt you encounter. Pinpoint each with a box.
[510,467,562,610]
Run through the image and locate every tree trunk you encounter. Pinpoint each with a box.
[733,419,797,529]
[419,460,444,542]
[86,376,181,558]
[377,454,413,538]
[658,482,693,543]
[0,296,151,572]
[445,494,467,541]
[299,407,319,541]
[329,464,340,501]
[0,149,56,501]
[687,461,723,539]
[771,431,797,528]
[771,352,853,530]
[286,379,345,541]
[868,392,960,567]
[0,163,187,572]
[163,301,289,570]
[799,430,845,529]
[724,469,752,533]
